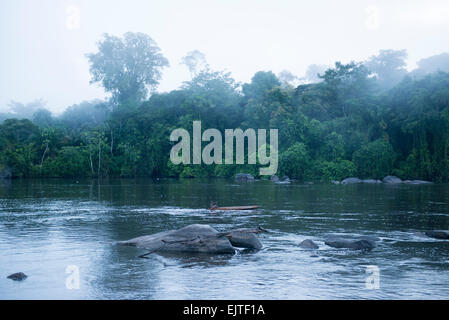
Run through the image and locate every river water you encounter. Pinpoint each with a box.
[0,178,448,299]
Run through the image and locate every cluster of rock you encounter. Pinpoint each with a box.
[332,176,433,185]
[299,230,449,252]
[233,173,433,185]
[8,226,449,281]
[234,173,292,184]
[117,224,266,255]
[299,235,380,251]
[234,173,255,181]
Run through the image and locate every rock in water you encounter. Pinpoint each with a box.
[275,180,291,185]
[235,173,255,181]
[382,175,402,184]
[7,272,27,281]
[325,238,376,251]
[403,180,433,185]
[425,230,449,240]
[275,175,291,184]
[118,224,235,254]
[358,235,381,242]
[225,232,262,250]
[341,177,362,184]
[270,175,279,182]
[299,239,319,249]
[362,179,382,184]
[118,224,265,254]
[218,226,266,250]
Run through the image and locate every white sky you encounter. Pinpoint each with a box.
[1,0,449,114]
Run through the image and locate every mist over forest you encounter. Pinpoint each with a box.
[1,32,449,182]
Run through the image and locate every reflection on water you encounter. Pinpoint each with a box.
[0,178,449,299]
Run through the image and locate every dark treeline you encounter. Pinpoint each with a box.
[1,33,449,182]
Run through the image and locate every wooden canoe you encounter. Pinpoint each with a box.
[209,205,260,211]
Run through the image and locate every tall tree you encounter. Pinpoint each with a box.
[242,71,281,102]
[180,50,208,78]
[87,32,169,106]
[413,52,449,78]
[304,64,329,83]
[7,99,46,119]
[365,49,408,88]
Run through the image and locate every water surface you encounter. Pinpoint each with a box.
[1,179,448,299]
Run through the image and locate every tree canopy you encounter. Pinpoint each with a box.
[87,32,169,105]
[1,39,448,183]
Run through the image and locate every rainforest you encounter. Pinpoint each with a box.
[1,33,448,183]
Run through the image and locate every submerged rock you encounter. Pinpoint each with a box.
[275,176,291,184]
[425,230,449,240]
[275,180,291,185]
[325,238,376,250]
[118,224,265,255]
[362,179,382,184]
[403,180,433,185]
[324,235,379,251]
[7,272,27,281]
[299,239,319,249]
[383,175,402,184]
[357,235,381,242]
[235,173,255,181]
[341,177,362,184]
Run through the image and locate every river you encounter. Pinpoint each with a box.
[1,178,448,299]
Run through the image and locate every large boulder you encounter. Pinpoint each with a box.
[118,224,235,254]
[425,230,449,240]
[235,173,255,181]
[383,175,402,184]
[217,226,266,250]
[224,231,262,250]
[341,177,362,184]
[299,239,319,249]
[118,224,265,254]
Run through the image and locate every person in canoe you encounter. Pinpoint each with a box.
[210,201,218,209]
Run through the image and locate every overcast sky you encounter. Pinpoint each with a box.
[1,0,449,114]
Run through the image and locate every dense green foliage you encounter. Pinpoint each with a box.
[1,34,448,182]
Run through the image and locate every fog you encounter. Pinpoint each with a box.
[1,0,449,114]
